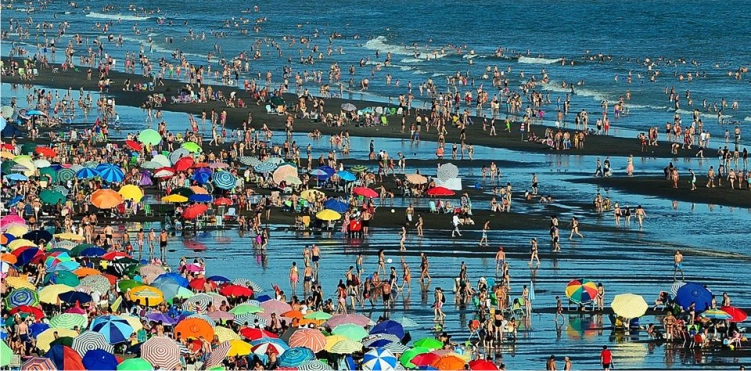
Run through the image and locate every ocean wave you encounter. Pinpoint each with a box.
[517,56,562,65]
[542,81,608,102]
[676,109,730,120]
[86,12,151,21]
[627,104,671,111]
[399,57,425,64]
[745,116,751,122]
[363,36,413,56]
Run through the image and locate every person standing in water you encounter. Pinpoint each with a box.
[495,246,506,276]
[569,217,583,239]
[479,219,490,246]
[289,262,299,294]
[529,238,540,267]
[635,205,647,229]
[674,250,685,281]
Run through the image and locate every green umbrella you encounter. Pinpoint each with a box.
[21,143,36,155]
[413,337,444,350]
[69,243,97,257]
[40,167,58,183]
[270,96,285,106]
[304,311,332,321]
[39,189,66,204]
[174,287,194,299]
[117,358,153,371]
[350,165,368,173]
[49,313,88,329]
[45,271,80,287]
[399,347,431,368]
[138,129,162,146]
[0,340,12,367]
[1,161,16,174]
[49,336,75,348]
[118,279,142,292]
[229,304,263,315]
[181,141,202,153]
[331,324,368,341]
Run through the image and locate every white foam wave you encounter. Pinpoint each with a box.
[86,12,150,21]
[542,81,608,102]
[676,109,730,120]
[518,56,561,65]
[412,70,428,75]
[363,36,413,56]
[745,116,751,122]
[399,57,425,64]
[627,104,671,111]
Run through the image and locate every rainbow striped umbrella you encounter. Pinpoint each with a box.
[565,279,598,304]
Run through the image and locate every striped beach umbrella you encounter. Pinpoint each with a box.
[203,340,232,370]
[130,285,165,306]
[20,357,57,371]
[142,336,181,370]
[701,309,732,320]
[56,168,76,183]
[79,275,111,294]
[98,166,125,184]
[90,315,134,344]
[182,293,213,312]
[278,347,316,367]
[229,304,263,316]
[185,313,216,327]
[234,313,266,327]
[253,162,276,174]
[237,156,257,166]
[565,279,598,304]
[363,348,398,371]
[6,288,39,308]
[299,360,334,371]
[213,171,237,190]
[72,331,114,356]
[76,167,99,180]
[329,338,363,354]
[213,326,241,343]
[289,328,327,353]
[251,338,289,356]
[611,293,648,319]
[50,313,88,330]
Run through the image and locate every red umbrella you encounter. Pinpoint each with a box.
[411,353,441,367]
[721,306,748,323]
[153,167,175,179]
[174,157,195,172]
[426,186,455,197]
[352,187,378,198]
[2,144,14,150]
[219,284,253,298]
[183,204,208,220]
[10,305,45,318]
[214,197,233,206]
[101,251,132,261]
[125,140,143,151]
[35,147,57,157]
[192,162,210,168]
[100,273,118,285]
[240,327,278,341]
[469,359,499,370]
[188,278,215,290]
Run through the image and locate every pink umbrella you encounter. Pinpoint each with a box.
[260,299,292,315]
[207,311,235,322]
[0,215,26,229]
[325,314,372,328]
[185,264,202,273]
[66,306,86,314]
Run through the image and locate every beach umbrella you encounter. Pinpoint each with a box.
[118,184,144,202]
[225,339,252,357]
[405,173,428,185]
[39,284,74,304]
[721,306,748,322]
[399,347,431,368]
[119,315,144,332]
[169,148,191,164]
[278,347,316,367]
[23,230,53,244]
[251,337,288,355]
[237,156,256,166]
[392,317,418,328]
[12,246,40,266]
[213,326,241,343]
[214,197,233,206]
[370,320,405,340]
[174,156,194,172]
[300,189,325,200]
[151,277,186,300]
[151,154,171,167]
[4,173,28,181]
[305,311,333,321]
[285,175,303,185]
[174,317,214,341]
[701,309,732,320]
[253,162,276,174]
[48,345,85,371]
[436,163,459,181]
[183,203,209,219]
[201,340,233,370]
[58,291,92,304]
[0,341,11,368]
[234,313,266,328]
[362,348,397,371]
[332,324,369,341]
[432,355,466,370]
[99,166,125,183]
[299,360,334,371]
[675,282,713,311]
[130,285,164,306]
[117,358,152,371]
[229,304,263,316]
[75,167,99,180]
[426,186,455,197]
[323,199,349,213]
[71,331,115,355]
[182,293,213,311]
[6,195,24,209]
[141,161,163,170]
[124,140,143,152]
[565,279,598,304]
[39,189,67,205]
[37,328,78,352]
[90,315,134,344]
[34,159,52,168]
[90,189,123,209]
[0,105,13,118]
[5,275,36,290]
[468,359,498,371]
[6,288,39,308]
[209,161,229,169]
[82,349,118,371]
[611,293,648,318]
[341,103,357,112]
[316,209,341,221]
[260,299,291,314]
[53,232,84,242]
[273,164,298,184]
[138,129,161,146]
[181,141,202,153]
[191,168,212,184]
[146,312,178,326]
[1,215,26,228]
[289,328,327,352]
[188,193,212,203]
[155,272,190,287]
[353,186,378,198]
[50,313,88,330]
[326,314,373,328]
[213,171,237,190]
[337,170,357,182]
[413,337,444,350]
[219,284,253,298]
[20,357,57,371]
[142,336,181,370]
[240,328,278,341]
[56,168,76,183]
[309,168,329,177]
[163,194,188,203]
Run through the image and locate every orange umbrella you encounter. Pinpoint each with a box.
[190,186,209,195]
[73,267,101,277]
[174,318,215,341]
[432,355,466,370]
[100,273,118,285]
[281,310,303,320]
[1,253,18,264]
[35,147,57,157]
[90,189,124,209]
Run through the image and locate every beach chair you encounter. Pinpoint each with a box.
[224,207,237,221]
[429,201,438,213]
[144,204,153,216]
[10,355,21,368]
[265,105,273,114]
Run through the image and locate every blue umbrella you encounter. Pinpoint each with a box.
[76,168,100,179]
[82,349,118,370]
[26,110,45,116]
[0,117,5,131]
[188,194,213,203]
[278,347,315,367]
[154,272,190,288]
[213,171,237,190]
[99,166,124,183]
[323,199,349,213]
[370,320,404,340]
[5,173,28,181]
[6,288,39,308]
[7,195,23,206]
[14,247,40,267]
[363,348,397,371]
[51,260,81,272]
[145,312,178,325]
[23,230,53,244]
[90,315,134,344]
[192,168,212,184]
[79,247,107,258]
[675,282,713,312]
[256,294,272,302]
[59,291,93,305]
[207,275,230,284]
[151,277,183,301]
[29,323,50,337]
[253,162,276,174]
[337,170,356,182]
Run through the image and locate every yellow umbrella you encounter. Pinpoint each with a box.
[162,194,188,203]
[324,335,350,352]
[300,189,325,199]
[227,339,252,357]
[120,315,144,332]
[214,326,241,343]
[54,232,85,241]
[8,239,36,250]
[36,328,78,351]
[129,285,164,306]
[13,157,36,176]
[39,284,75,304]
[4,275,35,290]
[0,151,15,160]
[5,225,29,237]
[611,293,649,319]
[118,185,144,203]
[316,209,341,221]
[90,189,124,209]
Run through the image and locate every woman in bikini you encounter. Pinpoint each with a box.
[289,262,299,294]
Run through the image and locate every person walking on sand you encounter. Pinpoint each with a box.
[451,213,462,237]
[415,214,424,237]
[600,345,613,371]
[689,169,697,190]
[479,220,490,246]
[495,246,506,276]
[555,296,565,323]
[569,216,583,239]
[529,238,540,267]
[674,250,685,281]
